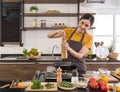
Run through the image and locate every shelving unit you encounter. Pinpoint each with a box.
[23,0,95,31]
[24,0,78,4]
[23,0,80,31]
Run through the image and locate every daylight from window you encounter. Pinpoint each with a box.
[93,15,120,54]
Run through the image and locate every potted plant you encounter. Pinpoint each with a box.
[30,6,38,12]
[108,43,119,59]
[23,48,41,59]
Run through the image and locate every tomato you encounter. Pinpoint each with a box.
[117,72,120,76]
[97,80,105,87]
[89,77,96,82]
[89,81,98,89]
[101,84,109,92]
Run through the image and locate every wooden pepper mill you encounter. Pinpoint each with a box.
[61,35,68,59]
[56,67,62,84]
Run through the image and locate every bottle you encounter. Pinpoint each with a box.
[71,69,78,85]
[33,18,38,27]
[56,67,62,84]
[61,35,68,59]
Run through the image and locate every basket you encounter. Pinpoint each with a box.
[27,54,41,60]
[108,52,119,59]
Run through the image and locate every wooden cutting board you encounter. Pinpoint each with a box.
[82,73,119,83]
[18,82,58,92]
[111,71,120,80]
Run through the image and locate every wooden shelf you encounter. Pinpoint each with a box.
[24,13,96,17]
[23,27,95,30]
[2,0,21,2]
[24,13,78,17]
[80,13,96,16]
[24,0,79,4]
[23,27,69,30]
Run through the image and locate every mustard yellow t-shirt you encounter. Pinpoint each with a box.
[64,28,93,49]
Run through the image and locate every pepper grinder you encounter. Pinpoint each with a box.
[61,35,68,59]
[56,67,62,84]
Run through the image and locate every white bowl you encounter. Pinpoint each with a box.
[77,77,88,88]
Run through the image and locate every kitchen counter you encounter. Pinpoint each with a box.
[0,54,120,62]
[0,54,120,80]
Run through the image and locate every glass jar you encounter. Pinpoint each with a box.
[33,18,38,27]
[41,19,46,27]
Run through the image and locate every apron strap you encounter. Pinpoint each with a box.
[67,28,86,46]
[80,32,85,47]
[67,28,77,42]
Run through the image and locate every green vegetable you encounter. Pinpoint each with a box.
[31,80,43,89]
[115,67,120,74]
[22,48,39,57]
[59,81,74,88]
[45,82,54,89]
[30,48,39,55]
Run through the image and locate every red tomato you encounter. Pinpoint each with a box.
[89,77,96,82]
[117,72,120,76]
[97,80,105,87]
[101,84,109,92]
[90,81,98,89]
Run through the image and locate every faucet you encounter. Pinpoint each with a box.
[52,45,59,57]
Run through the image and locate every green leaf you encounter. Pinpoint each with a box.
[23,48,28,56]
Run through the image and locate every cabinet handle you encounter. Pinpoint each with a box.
[20,13,22,15]
[20,27,22,29]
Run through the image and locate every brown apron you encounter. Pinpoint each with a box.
[66,28,86,76]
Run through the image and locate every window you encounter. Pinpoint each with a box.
[115,15,120,53]
[93,15,113,53]
[93,14,120,59]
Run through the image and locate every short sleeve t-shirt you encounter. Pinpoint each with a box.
[64,27,93,49]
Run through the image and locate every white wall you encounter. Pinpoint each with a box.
[0,0,120,54]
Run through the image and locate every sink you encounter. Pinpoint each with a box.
[40,56,61,60]
[1,57,17,60]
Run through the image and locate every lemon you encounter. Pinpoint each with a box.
[116,86,120,92]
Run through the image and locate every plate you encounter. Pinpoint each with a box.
[58,85,76,90]
[95,46,109,59]
[58,82,76,90]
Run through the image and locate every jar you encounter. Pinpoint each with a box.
[41,19,46,27]
[33,18,38,27]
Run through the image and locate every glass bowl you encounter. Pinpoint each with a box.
[77,77,88,88]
